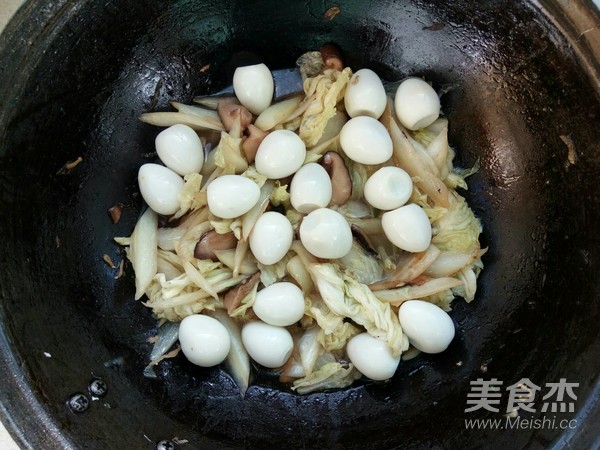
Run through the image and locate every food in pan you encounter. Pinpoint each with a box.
[116,46,485,395]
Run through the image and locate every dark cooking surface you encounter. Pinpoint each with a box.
[0,0,599,449]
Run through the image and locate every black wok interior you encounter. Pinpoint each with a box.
[0,0,599,448]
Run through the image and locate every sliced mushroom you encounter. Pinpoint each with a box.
[368,245,441,291]
[242,124,268,163]
[217,97,252,134]
[320,44,344,71]
[321,151,352,206]
[350,224,379,256]
[107,203,123,224]
[194,230,238,261]
[223,271,261,314]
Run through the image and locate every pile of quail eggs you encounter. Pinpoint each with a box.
[136,62,456,382]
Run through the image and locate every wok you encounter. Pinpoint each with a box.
[0,0,599,448]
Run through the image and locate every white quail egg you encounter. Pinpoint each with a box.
[249,211,293,265]
[346,333,400,381]
[138,163,185,216]
[398,300,455,353]
[255,130,306,179]
[381,204,432,252]
[344,68,387,119]
[394,77,440,130]
[364,166,413,211]
[241,321,293,368]
[290,163,332,213]
[299,208,352,259]
[339,116,393,165]
[155,124,204,176]
[207,175,261,219]
[179,314,231,367]
[233,63,274,115]
[252,282,305,327]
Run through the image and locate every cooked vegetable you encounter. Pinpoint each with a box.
[308,263,408,357]
[299,67,352,146]
[373,277,464,305]
[194,230,237,261]
[242,124,268,163]
[319,44,344,72]
[431,192,482,252]
[254,96,303,131]
[128,208,158,299]
[217,97,252,133]
[321,151,352,206]
[384,109,450,208]
[223,272,261,314]
[139,111,225,132]
[369,244,440,291]
[143,321,180,379]
[292,361,360,395]
[212,309,251,396]
[214,132,248,174]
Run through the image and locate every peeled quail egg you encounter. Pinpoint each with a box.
[394,77,440,130]
[346,333,400,381]
[252,282,305,327]
[178,314,231,367]
[249,211,293,265]
[290,163,332,213]
[241,321,293,368]
[364,166,413,211]
[398,300,455,353]
[299,208,352,259]
[344,68,387,119]
[207,175,260,219]
[339,116,393,165]
[381,204,432,252]
[138,163,185,216]
[233,63,274,115]
[155,124,204,176]
[255,130,306,179]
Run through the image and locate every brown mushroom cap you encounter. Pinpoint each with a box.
[223,271,261,313]
[242,124,268,163]
[321,151,352,206]
[217,97,252,134]
[320,44,344,71]
[194,230,238,261]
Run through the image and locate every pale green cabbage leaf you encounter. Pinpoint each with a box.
[308,263,409,357]
[292,362,361,395]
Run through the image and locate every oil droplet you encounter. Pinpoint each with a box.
[156,440,176,450]
[67,393,90,413]
[88,378,108,398]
